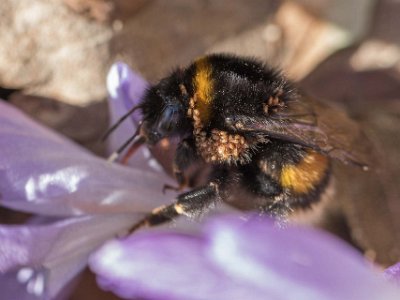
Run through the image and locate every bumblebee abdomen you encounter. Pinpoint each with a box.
[280,150,330,195]
[249,144,331,208]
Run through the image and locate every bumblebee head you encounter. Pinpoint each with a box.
[140,71,191,145]
[105,69,193,164]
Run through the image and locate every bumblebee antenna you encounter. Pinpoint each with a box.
[107,122,143,163]
[101,105,141,141]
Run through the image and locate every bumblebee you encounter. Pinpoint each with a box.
[106,53,370,229]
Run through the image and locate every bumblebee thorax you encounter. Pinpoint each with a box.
[191,56,215,124]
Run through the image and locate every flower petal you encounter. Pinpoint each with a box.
[206,215,400,300]
[106,63,164,173]
[90,231,269,300]
[384,262,400,286]
[0,271,43,300]
[0,213,140,299]
[90,215,400,300]
[0,101,174,216]
[106,62,176,174]
[107,62,147,124]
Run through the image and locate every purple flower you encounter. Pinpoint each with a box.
[0,63,176,299]
[1,61,399,300]
[90,215,400,300]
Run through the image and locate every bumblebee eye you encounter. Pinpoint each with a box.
[157,105,181,134]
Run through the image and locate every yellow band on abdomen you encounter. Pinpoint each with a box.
[280,151,329,194]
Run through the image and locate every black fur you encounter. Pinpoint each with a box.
[129,54,332,227]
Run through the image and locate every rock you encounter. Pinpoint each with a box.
[63,0,151,22]
[0,0,113,106]
[111,0,277,80]
[210,1,376,80]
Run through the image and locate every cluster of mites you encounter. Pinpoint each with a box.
[187,97,250,164]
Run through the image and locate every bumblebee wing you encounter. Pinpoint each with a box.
[226,95,372,169]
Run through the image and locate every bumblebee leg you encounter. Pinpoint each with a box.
[163,138,198,193]
[162,165,188,193]
[130,182,220,232]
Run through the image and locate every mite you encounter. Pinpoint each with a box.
[105,53,370,230]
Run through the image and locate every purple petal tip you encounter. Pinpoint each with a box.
[384,262,400,285]
[107,62,148,104]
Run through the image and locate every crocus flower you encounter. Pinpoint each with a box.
[90,215,400,300]
[1,62,399,300]
[0,63,176,299]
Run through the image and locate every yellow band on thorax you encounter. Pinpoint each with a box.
[193,57,214,124]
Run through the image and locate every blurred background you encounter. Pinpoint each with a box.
[0,0,399,298]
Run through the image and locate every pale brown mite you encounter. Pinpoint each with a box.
[186,84,255,165]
